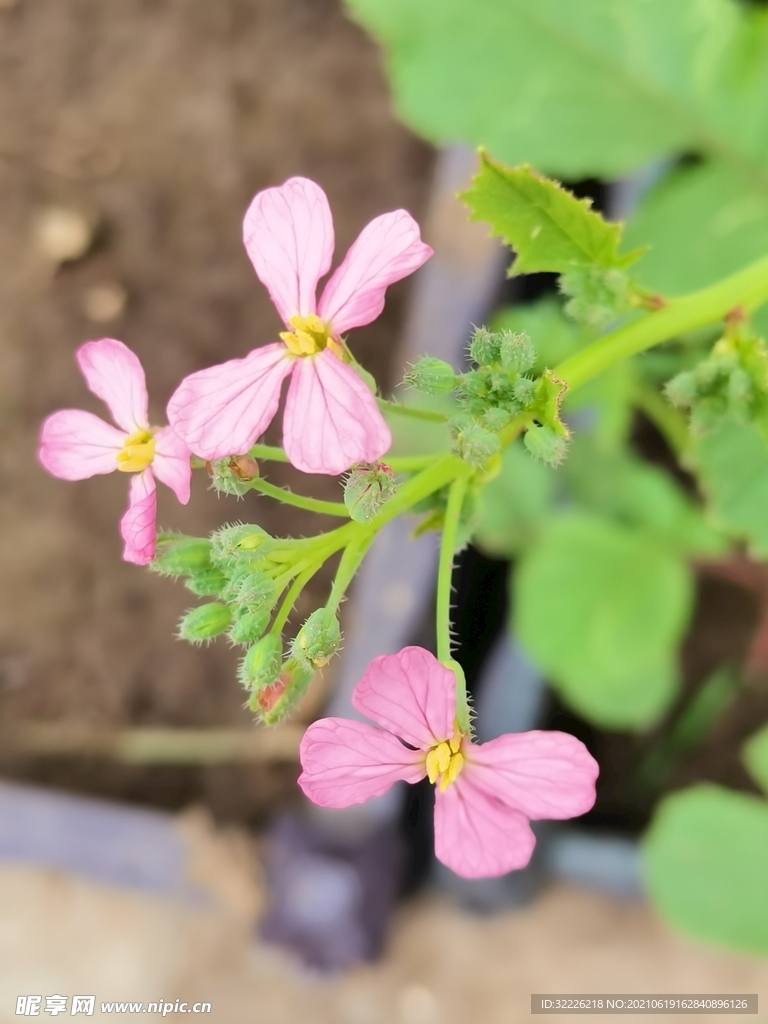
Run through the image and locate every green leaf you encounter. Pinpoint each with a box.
[645,784,768,955]
[463,155,642,276]
[474,442,556,557]
[344,0,739,179]
[743,724,768,795]
[514,514,693,729]
[692,417,768,558]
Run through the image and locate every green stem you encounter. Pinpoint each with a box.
[555,254,768,390]
[436,474,472,734]
[248,443,289,463]
[387,454,440,472]
[378,398,449,423]
[271,563,322,636]
[326,532,375,614]
[248,477,349,518]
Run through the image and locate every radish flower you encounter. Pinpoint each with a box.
[38,338,191,565]
[298,647,599,878]
[167,177,433,476]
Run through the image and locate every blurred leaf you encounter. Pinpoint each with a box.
[645,784,768,955]
[492,299,585,369]
[383,393,453,456]
[743,724,768,795]
[692,417,768,558]
[344,0,738,179]
[474,441,556,557]
[514,514,693,728]
[462,155,643,276]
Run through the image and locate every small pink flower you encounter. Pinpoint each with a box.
[167,177,433,476]
[38,338,191,565]
[298,647,599,878]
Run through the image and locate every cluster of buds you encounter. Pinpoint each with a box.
[558,266,632,328]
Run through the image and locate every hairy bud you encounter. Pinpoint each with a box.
[210,523,273,567]
[228,606,272,646]
[238,633,283,692]
[292,607,342,669]
[404,356,457,395]
[559,266,632,328]
[524,424,568,466]
[449,414,501,466]
[499,330,536,374]
[469,326,501,367]
[251,658,314,725]
[223,567,276,611]
[184,568,228,597]
[152,535,212,577]
[344,462,397,522]
[206,455,259,497]
[178,602,232,643]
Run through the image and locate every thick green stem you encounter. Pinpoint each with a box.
[436,474,472,733]
[248,443,289,463]
[248,476,349,517]
[378,398,449,423]
[326,531,375,614]
[555,254,768,389]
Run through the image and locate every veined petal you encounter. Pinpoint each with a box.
[152,426,192,505]
[283,350,391,475]
[38,409,125,480]
[120,470,157,566]
[167,344,292,461]
[465,731,599,821]
[298,718,425,809]
[351,647,455,751]
[77,339,149,433]
[243,177,334,324]
[318,210,433,335]
[434,776,536,879]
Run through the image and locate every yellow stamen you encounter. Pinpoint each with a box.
[279,314,332,357]
[116,429,155,473]
[425,725,466,791]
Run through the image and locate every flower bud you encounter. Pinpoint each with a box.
[482,407,511,432]
[206,455,259,497]
[404,356,457,395]
[449,414,501,466]
[469,327,501,367]
[152,535,212,577]
[228,606,272,646]
[178,602,232,643]
[184,568,228,597]
[223,567,276,610]
[210,523,273,567]
[250,658,314,725]
[499,330,536,374]
[292,607,341,669]
[238,633,282,692]
[524,424,568,466]
[344,462,397,523]
[664,370,698,409]
[513,376,537,407]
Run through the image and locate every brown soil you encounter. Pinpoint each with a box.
[0,0,432,818]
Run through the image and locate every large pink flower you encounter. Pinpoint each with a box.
[298,647,599,878]
[167,177,433,476]
[38,338,191,566]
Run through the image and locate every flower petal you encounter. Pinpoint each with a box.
[38,409,125,480]
[243,177,334,324]
[120,470,157,566]
[351,647,455,751]
[283,350,391,475]
[152,426,192,505]
[466,730,599,820]
[76,339,149,433]
[167,344,292,461]
[434,776,536,879]
[318,210,433,335]
[298,718,425,808]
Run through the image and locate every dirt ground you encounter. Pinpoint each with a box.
[0,0,432,817]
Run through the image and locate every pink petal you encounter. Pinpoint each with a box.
[120,470,157,565]
[298,718,425,808]
[76,339,149,433]
[152,425,192,505]
[243,177,334,324]
[351,647,455,751]
[434,776,537,879]
[283,350,391,475]
[318,210,433,335]
[466,731,599,820]
[38,409,125,480]
[166,344,293,461]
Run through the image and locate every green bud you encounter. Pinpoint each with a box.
[178,603,232,643]
[210,523,273,567]
[404,356,457,395]
[344,462,397,522]
[560,267,631,328]
[469,327,501,366]
[524,424,568,466]
[457,369,489,401]
[292,607,342,669]
[499,331,536,374]
[184,568,228,597]
[664,371,698,409]
[449,414,501,466]
[207,455,259,497]
[728,367,753,406]
[223,567,276,611]
[228,606,272,646]
[513,376,537,407]
[482,407,511,432]
[238,633,282,692]
[250,658,314,725]
[152,535,212,577]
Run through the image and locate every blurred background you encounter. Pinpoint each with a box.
[0,0,766,1020]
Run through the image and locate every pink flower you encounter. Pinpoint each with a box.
[298,647,599,878]
[167,177,433,476]
[38,339,191,566]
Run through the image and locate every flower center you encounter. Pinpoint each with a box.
[280,315,343,358]
[425,727,465,792]
[116,429,155,473]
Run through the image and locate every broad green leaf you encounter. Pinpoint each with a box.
[743,724,768,794]
[645,784,768,955]
[474,442,556,557]
[692,417,768,557]
[345,0,739,179]
[514,514,693,728]
[462,155,642,276]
